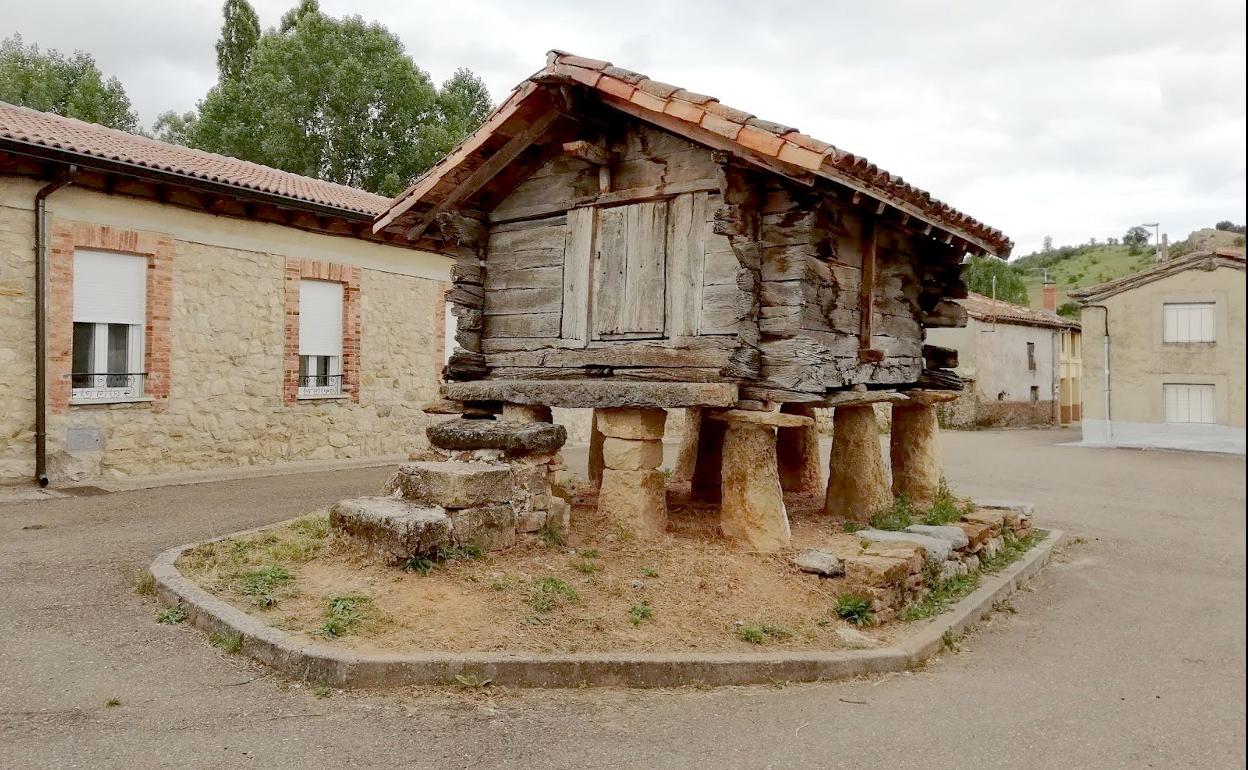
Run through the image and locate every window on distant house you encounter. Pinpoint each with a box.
[71,250,146,403]
[1164,383,1215,424]
[1163,303,1215,343]
[1026,341,1036,371]
[1030,385,1040,403]
[298,279,344,398]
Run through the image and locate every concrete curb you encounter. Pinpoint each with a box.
[150,518,1064,689]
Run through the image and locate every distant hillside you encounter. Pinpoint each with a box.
[1012,227,1246,313]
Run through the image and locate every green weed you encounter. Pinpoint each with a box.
[736,623,791,644]
[640,567,659,578]
[209,632,243,654]
[573,558,598,575]
[317,595,371,638]
[105,697,121,707]
[834,594,875,627]
[239,565,293,607]
[869,497,915,531]
[156,603,188,625]
[313,683,333,699]
[529,577,579,613]
[898,571,981,621]
[538,520,567,548]
[628,601,653,626]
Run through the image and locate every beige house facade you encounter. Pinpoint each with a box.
[1072,250,1245,455]
[1,103,452,485]
[926,292,1080,428]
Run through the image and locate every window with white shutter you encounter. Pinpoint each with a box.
[1163,303,1215,343]
[1163,383,1215,424]
[298,279,344,397]
[71,250,147,402]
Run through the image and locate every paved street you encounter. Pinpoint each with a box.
[1,428,1244,769]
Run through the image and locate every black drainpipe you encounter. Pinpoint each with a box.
[34,165,77,487]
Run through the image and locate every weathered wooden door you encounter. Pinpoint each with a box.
[590,201,668,339]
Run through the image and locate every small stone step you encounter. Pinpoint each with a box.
[449,504,516,552]
[329,496,452,561]
[904,524,970,549]
[385,461,513,508]
[859,528,954,564]
[792,549,844,577]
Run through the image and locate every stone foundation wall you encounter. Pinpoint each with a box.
[0,185,449,483]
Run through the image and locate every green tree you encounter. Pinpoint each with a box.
[182,1,491,196]
[1122,226,1150,255]
[216,0,261,82]
[963,255,1029,305]
[152,109,198,145]
[429,67,493,154]
[0,34,139,132]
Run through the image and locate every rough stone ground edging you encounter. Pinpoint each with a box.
[149,518,1065,689]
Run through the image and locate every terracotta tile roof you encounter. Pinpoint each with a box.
[377,51,1012,257]
[1069,249,1246,304]
[958,292,1079,329]
[0,102,389,216]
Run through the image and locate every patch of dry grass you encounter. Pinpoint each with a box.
[178,489,899,654]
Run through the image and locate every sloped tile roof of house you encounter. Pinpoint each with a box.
[377,50,1012,257]
[1069,249,1245,303]
[959,292,1080,330]
[0,102,390,216]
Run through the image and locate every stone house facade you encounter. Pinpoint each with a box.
[1,103,452,484]
[1072,250,1245,454]
[926,292,1081,428]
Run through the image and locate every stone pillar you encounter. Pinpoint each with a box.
[690,417,726,502]
[596,408,667,538]
[825,405,891,523]
[715,410,804,552]
[588,411,605,484]
[671,407,702,483]
[890,392,954,509]
[777,403,822,494]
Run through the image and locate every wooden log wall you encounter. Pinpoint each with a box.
[441,112,969,396]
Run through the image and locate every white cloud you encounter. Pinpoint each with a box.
[2,0,1243,254]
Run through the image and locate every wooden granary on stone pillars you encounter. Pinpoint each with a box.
[375,51,1013,552]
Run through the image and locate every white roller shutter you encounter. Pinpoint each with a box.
[1164,384,1215,424]
[299,279,344,356]
[73,250,147,324]
[1163,303,1215,343]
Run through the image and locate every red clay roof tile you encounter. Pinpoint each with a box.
[0,101,388,215]
[379,50,1013,256]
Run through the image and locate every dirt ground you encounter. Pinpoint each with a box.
[177,487,911,653]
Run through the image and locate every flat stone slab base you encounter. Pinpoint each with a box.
[150,520,1064,689]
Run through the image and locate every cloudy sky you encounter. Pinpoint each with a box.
[3,0,1244,255]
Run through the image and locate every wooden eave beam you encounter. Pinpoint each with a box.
[405,109,561,241]
[562,139,614,167]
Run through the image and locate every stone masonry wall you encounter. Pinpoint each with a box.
[0,194,448,483]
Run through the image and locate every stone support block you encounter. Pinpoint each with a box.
[384,461,513,509]
[671,407,702,483]
[602,437,663,471]
[777,403,822,494]
[449,504,516,552]
[598,468,667,538]
[500,403,553,424]
[595,407,667,440]
[890,402,942,508]
[329,497,452,561]
[825,405,891,522]
[842,553,910,587]
[720,423,790,552]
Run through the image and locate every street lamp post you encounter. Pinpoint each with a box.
[1141,222,1160,261]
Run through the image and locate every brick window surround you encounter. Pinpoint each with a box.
[284,259,361,404]
[47,221,173,412]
